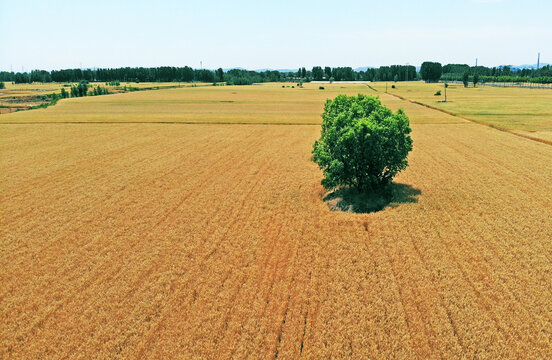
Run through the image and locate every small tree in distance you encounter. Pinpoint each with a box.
[463,71,469,88]
[312,94,413,194]
[473,74,479,87]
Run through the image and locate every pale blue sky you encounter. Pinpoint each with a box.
[1,0,550,71]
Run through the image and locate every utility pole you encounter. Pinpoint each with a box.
[537,53,540,69]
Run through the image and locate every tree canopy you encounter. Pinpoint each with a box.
[420,62,442,82]
[312,94,413,193]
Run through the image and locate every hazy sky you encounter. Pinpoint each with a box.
[1,0,550,71]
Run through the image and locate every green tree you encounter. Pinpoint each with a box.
[420,61,442,82]
[216,68,224,82]
[312,94,413,193]
[301,67,307,78]
[312,66,323,81]
[324,66,332,79]
[0,81,4,89]
[463,71,469,87]
[473,74,479,87]
[77,81,88,97]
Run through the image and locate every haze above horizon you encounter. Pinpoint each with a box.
[1,0,550,72]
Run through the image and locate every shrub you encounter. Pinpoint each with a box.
[434,90,441,96]
[312,94,412,193]
[0,82,5,89]
[391,85,396,89]
[319,86,325,90]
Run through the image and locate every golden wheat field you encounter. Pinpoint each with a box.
[1,83,552,359]
[0,83,388,124]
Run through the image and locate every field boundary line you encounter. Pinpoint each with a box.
[0,121,320,126]
[385,91,552,146]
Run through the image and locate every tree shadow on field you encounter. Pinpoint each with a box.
[323,183,421,214]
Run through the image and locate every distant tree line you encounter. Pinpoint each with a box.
[59,81,109,98]
[441,63,552,84]
[0,65,420,84]
[1,63,551,85]
[309,65,416,82]
[223,69,285,85]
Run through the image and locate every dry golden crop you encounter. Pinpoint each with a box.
[0,83,379,124]
[1,84,552,359]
